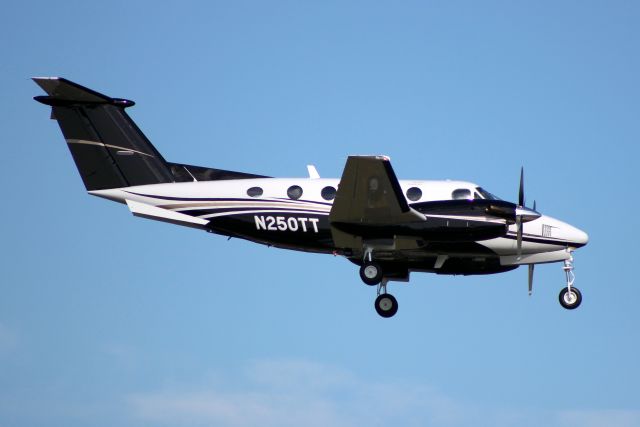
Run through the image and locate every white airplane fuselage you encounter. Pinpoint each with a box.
[92,177,588,273]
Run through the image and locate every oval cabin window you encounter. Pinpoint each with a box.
[406,187,422,201]
[247,187,263,197]
[321,186,337,201]
[287,185,303,200]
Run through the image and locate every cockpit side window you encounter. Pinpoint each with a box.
[475,187,501,200]
[452,189,472,200]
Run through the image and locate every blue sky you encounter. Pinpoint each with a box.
[1,1,639,426]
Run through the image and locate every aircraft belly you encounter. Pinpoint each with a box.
[411,260,518,275]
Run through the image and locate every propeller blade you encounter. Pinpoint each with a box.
[518,167,525,207]
[516,215,523,260]
[533,200,537,211]
[528,264,534,295]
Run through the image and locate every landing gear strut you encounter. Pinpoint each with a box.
[359,248,399,317]
[559,254,582,310]
[359,247,382,286]
[374,279,398,318]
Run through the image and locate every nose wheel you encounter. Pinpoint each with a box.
[559,286,582,309]
[559,254,582,310]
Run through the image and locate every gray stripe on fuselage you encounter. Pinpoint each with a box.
[66,139,155,158]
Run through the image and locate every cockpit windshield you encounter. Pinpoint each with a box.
[475,187,502,200]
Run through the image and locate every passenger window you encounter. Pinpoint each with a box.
[406,187,422,201]
[247,187,263,198]
[287,185,303,200]
[321,186,337,201]
[452,189,472,200]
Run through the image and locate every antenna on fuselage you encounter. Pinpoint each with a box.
[307,165,320,179]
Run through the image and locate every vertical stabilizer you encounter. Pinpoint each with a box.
[33,77,174,191]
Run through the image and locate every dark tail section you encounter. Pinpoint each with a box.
[33,77,175,191]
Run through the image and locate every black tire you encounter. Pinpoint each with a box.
[374,293,398,318]
[359,262,383,286]
[559,287,582,310]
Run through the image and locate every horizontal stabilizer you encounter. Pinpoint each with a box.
[126,200,209,230]
[33,77,134,107]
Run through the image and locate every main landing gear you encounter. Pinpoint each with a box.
[374,279,398,318]
[559,254,582,310]
[359,258,399,318]
[359,261,383,286]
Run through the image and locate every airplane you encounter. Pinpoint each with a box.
[33,77,589,318]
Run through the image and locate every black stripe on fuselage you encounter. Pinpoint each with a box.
[503,233,585,248]
[124,191,333,206]
[273,197,332,206]
[410,199,517,220]
[178,206,331,218]
[181,197,330,207]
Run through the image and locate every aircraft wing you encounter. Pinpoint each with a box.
[329,156,424,248]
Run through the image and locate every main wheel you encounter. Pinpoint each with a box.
[375,293,398,318]
[359,261,383,286]
[559,287,582,310]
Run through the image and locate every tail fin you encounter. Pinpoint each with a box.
[33,77,174,191]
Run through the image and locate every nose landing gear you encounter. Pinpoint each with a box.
[559,254,582,310]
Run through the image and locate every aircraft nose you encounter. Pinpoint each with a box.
[539,215,589,248]
[570,226,589,247]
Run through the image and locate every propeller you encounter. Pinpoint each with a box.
[529,199,538,295]
[518,167,525,207]
[515,168,540,295]
[516,167,525,260]
[514,168,541,260]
